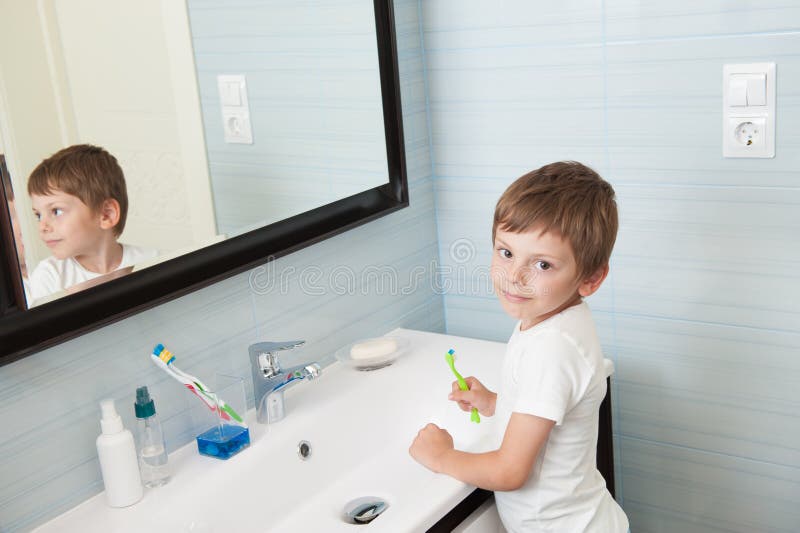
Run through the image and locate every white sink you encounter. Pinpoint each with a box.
[34,329,506,532]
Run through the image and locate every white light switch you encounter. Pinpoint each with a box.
[217,75,248,108]
[728,78,748,106]
[746,74,767,106]
[723,63,775,158]
[221,82,242,107]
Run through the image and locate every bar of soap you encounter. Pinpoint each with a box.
[350,338,398,360]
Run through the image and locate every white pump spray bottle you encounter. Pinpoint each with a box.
[96,398,143,507]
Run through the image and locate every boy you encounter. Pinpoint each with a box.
[410,161,629,532]
[27,144,156,303]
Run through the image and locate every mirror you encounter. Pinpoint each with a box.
[0,0,391,308]
[0,0,406,364]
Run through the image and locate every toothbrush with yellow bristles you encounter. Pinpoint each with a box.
[151,344,244,425]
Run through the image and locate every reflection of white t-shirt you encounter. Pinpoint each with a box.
[28,244,157,304]
[494,301,629,533]
[22,277,32,305]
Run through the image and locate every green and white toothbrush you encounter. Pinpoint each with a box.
[445,348,480,423]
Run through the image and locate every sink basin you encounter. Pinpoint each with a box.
[34,329,506,532]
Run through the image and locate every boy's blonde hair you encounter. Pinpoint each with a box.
[28,144,128,236]
[493,161,618,281]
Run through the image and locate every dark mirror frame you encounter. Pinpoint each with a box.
[0,0,407,366]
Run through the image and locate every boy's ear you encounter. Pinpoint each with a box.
[578,264,609,297]
[98,199,121,231]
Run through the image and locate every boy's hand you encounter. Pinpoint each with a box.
[449,377,496,417]
[409,423,453,472]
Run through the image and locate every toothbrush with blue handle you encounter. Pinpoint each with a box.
[445,348,480,423]
[151,344,244,425]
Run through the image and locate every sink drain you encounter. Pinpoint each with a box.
[343,496,388,524]
[297,440,312,461]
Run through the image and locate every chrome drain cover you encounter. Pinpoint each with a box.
[343,496,388,524]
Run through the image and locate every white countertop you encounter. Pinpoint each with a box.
[34,329,507,533]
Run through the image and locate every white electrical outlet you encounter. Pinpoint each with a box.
[732,119,763,147]
[726,116,767,157]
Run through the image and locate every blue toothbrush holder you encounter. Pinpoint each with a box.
[188,373,250,460]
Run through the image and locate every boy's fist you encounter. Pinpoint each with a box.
[409,423,453,472]
[448,377,496,417]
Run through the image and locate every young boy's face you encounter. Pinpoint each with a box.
[31,190,106,261]
[491,226,591,331]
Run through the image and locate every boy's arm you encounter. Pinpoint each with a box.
[410,412,554,491]
[65,266,133,294]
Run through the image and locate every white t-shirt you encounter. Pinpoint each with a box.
[493,301,629,533]
[28,244,158,304]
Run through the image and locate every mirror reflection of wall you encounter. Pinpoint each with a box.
[187,0,389,236]
[0,0,390,308]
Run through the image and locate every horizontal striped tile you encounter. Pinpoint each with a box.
[605,0,800,42]
[422,0,603,48]
[620,436,800,532]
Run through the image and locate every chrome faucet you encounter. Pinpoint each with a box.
[248,340,321,424]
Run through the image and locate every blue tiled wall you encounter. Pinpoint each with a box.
[0,1,440,530]
[424,1,800,531]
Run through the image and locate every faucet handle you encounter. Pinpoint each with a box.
[248,340,305,356]
[248,340,306,378]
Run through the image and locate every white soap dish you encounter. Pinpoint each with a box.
[334,336,410,371]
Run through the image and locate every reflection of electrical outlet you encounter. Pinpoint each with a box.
[223,110,253,144]
[727,117,767,157]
